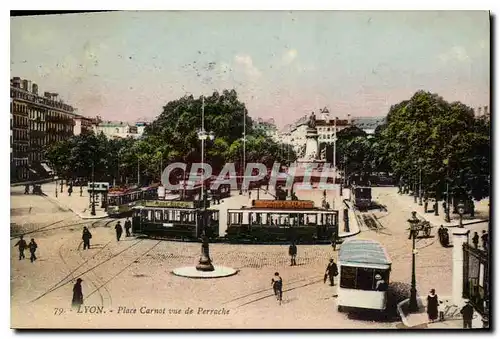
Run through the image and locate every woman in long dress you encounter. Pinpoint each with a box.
[72,278,84,308]
[427,289,439,322]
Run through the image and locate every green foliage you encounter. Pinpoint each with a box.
[45,89,296,185]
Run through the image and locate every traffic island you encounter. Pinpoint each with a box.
[172,234,238,279]
[172,266,238,279]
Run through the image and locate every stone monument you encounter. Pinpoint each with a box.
[297,112,325,164]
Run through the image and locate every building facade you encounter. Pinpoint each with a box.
[10,77,76,181]
[73,115,95,136]
[283,111,352,157]
[351,116,386,136]
[93,120,139,139]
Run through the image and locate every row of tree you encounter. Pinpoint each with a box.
[318,90,490,202]
[45,89,297,185]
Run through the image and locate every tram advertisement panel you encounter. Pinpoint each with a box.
[251,200,314,209]
[142,200,195,208]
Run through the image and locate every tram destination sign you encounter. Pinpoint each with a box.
[252,200,315,209]
[142,200,195,208]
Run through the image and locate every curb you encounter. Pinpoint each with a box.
[397,298,411,327]
[338,199,361,239]
[41,194,108,219]
[413,209,488,228]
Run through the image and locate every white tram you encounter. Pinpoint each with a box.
[337,239,392,311]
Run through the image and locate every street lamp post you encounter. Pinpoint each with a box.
[55,179,58,198]
[445,181,451,223]
[418,166,423,206]
[90,161,96,216]
[408,211,420,312]
[196,95,215,272]
[458,202,465,228]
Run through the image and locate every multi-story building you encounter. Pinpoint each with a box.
[254,117,279,140]
[351,116,386,136]
[283,111,352,156]
[475,106,490,120]
[73,114,95,136]
[135,121,149,138]
[10,77,76,181]
[93,120,139,139]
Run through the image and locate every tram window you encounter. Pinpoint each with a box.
[356,267,375,291]
[163,210,169,221]
[154,210,162,222]
[147,210,153,221]
[340,266,357,289]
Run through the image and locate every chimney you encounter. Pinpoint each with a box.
[32,83,38,95]
[484,106,489,116]
[12,77,21,88]
[477,107,482,116]
[44,92,51,98]
[22,79,28,90]
[27,80,32,92]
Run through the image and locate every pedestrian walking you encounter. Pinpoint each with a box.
[288,241,297,266]
[424,197,429,213]
[124,217,132,237]
[68,185,73,196]
[460,300,474,329]
[72,278,84,309]
[115,221,123,241]
[481,230,488,251]
[427,289,439,322]
[28,238,38,263]
[82,227,92,250]
[24,184,29,194]
[14,236,27,260]
[80,186,83,197]
[324,259,338,286]
[472,232,479,249]
[249,191,252,200]
[271,272,283,304]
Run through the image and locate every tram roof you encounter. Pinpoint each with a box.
[339,239,391,266]
[227,208,337,213]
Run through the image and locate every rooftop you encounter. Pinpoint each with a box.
[339,239,391,266]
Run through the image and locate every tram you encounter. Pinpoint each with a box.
[350,185,372,210]
[131,200,219,240]
[107,184,161,217]
[337,239,392,312]
[226,200,339,243]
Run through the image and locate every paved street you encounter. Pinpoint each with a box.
[10,185,488,329]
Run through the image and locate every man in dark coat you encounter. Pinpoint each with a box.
[472,232,479,249]
[288,242,297,266]
[28,238,38,263]
[115,221,123,241]
[124,218,132,237]
[325,259,338,286]
[72,278,84,308]
[481,230,488,251]
[82,227,92,250]
[14,236,27,260]
[460,300,474,329]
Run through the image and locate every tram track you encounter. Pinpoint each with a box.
[225,275,324,309]
[31,238,144,303]
[76,240,113,308]
[84,240,162,301]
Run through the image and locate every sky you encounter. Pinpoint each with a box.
[10,11,490,128]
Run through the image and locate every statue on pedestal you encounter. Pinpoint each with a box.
[308,112,316,129]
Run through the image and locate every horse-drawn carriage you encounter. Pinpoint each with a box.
[413,220,432,237]
[408,213,433,238]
